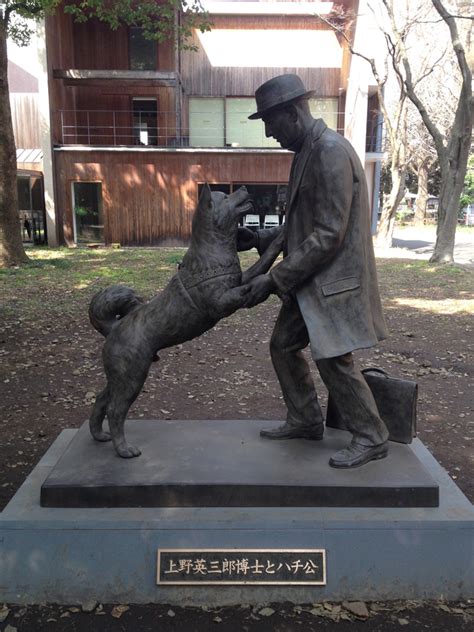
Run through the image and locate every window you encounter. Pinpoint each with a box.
[132,98,158,146]
[17,177,31,210]
[189,98,225,147]
[197,183,287,227]
[225,98,279,148]
[198,183,231,198]
[309,98,338,131]
[234,183,287,222]
[129,27,157,71]
[189,97,339,148]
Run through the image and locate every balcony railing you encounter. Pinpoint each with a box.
[57,109,380,151]
[58,109,184,147]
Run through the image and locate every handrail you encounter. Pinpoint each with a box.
[56,108,379,151]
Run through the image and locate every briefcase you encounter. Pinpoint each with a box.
[326,368,418,444]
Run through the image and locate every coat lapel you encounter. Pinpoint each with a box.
[286,119,328,214]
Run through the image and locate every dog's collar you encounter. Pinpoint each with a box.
[178,262,241,291]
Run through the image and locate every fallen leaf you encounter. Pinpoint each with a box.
[0,607,10,623]
[111,604,130,619]
[343,601,369,619]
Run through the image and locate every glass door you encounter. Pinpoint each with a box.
[72,182,104,244]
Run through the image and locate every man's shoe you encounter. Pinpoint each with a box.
[260,421,324,440]
[329,441,388,469]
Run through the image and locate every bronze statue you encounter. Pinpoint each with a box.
[88,185,283,457]
[239,74,389,468]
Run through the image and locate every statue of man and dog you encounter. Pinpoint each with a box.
[88,74,389,469]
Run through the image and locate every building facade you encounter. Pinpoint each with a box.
[8,36,47,245]
[43,0,383,246]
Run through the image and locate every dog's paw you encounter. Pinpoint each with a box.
[92,431,112,442]
[116,443,142,458]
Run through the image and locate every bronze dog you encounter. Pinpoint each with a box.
[88,185,283,457]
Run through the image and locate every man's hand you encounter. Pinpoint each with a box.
[237,227,258,251]
[241,274,275,308]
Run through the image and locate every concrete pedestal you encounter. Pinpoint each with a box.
[0,422,473,605]
[41,420,439,508]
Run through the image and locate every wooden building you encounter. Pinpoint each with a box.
[8,46,47,245]
[44,0,383,246]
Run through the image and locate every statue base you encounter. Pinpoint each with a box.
[40,420,438,508]
[1,421,473,604]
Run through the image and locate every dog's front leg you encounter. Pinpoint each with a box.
[241,231,284,285]
[209,285,252,319]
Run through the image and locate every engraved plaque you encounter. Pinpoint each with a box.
[157,549,326,585]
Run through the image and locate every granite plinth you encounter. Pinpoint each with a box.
[40,420,439,508]
[1,428,473,603]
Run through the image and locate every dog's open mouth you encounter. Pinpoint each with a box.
[236,199,255,217]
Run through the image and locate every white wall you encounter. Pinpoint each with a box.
[344,0,385,163]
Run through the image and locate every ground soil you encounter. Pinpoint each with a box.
[0,243,473,630]
[1,600,473,632]
[1,258,472,510]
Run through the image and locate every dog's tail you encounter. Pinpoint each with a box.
[89,285,144,337]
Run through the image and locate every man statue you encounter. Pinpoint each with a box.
[239,74,389,468]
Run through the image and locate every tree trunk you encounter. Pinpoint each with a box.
[375,160,406,248]
[431,150,470,263]
[0,23,28,268]
[430,86,472,264]
[413,161,430,226]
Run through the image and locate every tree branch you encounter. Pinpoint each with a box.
[4,2,45,25]
[314,9,397,140]
[413,47,448,87]
[381,0,447,159]
[314,11,387,85]
[431,0,473,89]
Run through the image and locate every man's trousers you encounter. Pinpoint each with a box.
[270,299,389,447]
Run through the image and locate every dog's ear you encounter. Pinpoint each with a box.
[198,183,213,210]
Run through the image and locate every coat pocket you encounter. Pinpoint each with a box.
[321,276,360,297]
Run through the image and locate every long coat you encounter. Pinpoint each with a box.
[259,118,388,360]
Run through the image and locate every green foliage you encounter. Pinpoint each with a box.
[3,1,60,45]
[459,154,474,211]
[2,0,211,48]
[74,205,91,217]
[64,0,211,49]
[396,208,413,223]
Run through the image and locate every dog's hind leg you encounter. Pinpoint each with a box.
[106,370,148,458]
[89,386,111,442]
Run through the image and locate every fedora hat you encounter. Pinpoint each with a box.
[248,74,315,120]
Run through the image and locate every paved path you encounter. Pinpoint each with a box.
[375,226,474,267]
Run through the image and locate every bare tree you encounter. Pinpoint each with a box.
[376,95,410,246]
[315,5,411,248]
[382,0,473,263]
[319,1,472,257]
[407,108,438,224]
